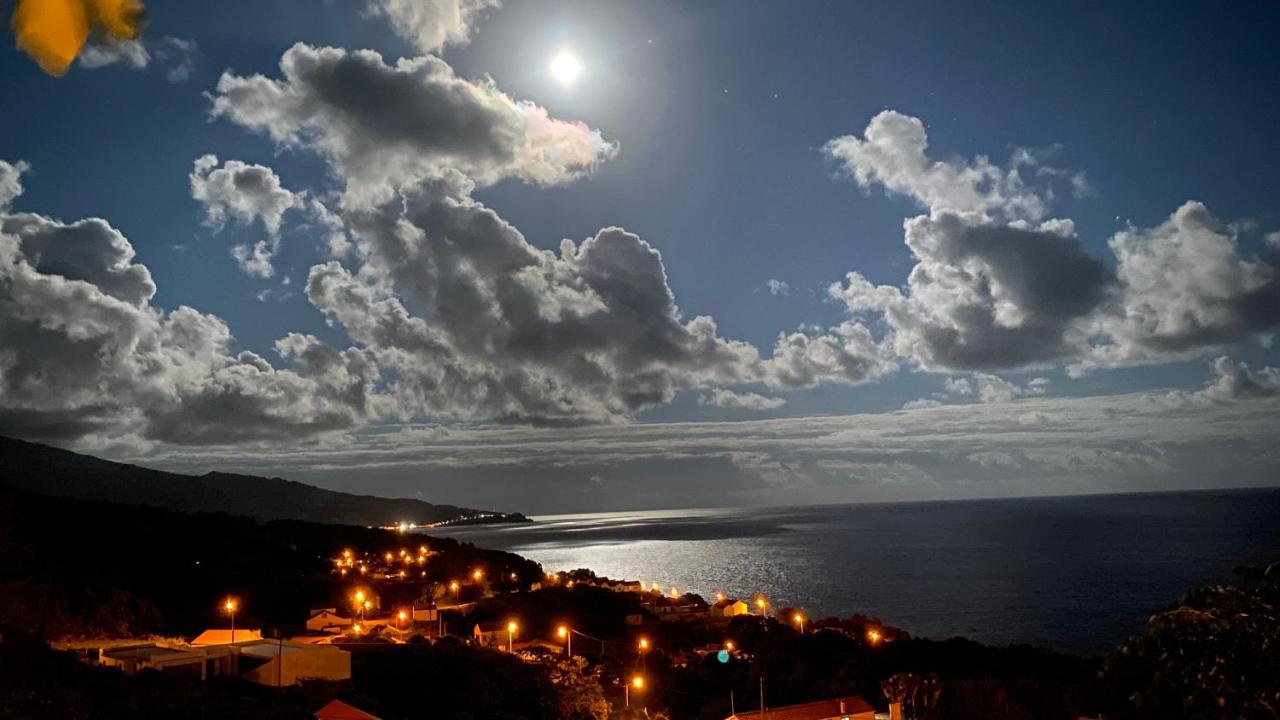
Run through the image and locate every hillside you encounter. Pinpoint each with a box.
[0,436,526,527]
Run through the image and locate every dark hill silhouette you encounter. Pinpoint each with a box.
[0,435,526,526]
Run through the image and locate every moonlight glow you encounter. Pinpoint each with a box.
[549,51,583,86]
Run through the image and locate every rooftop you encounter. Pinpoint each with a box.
[730,697,875,720]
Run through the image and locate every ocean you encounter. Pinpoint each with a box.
[430,488,1280,656]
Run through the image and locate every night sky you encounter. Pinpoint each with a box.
[1,1,1278,512]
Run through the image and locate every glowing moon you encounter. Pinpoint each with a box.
[549,51,583,86]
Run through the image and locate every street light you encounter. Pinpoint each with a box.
[223,597,238,643]
[866,628,883,646]
[557,624,572,658]
[793,612,806,634]
[638,636,650,672]
[626,674,645,708]
[724,640,735,652]
[473,568,484,582]
[397,610,408,628]
[755,595,768,615]
[507,620,518,653]
[449,580,460,599]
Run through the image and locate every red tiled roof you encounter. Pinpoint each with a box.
[315,699,381,720]
[731,696,875,720]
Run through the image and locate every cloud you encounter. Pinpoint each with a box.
[700,389,786,411]
[1163,356,1280,406]
[0,160,28,209]
[826,112,1280,375]
[0,159,383,448]
[1080,201,1280,372]
[306,174,771,425]
[831,212,1111,370]
[761,322,897,388]
[78,35,198,81]
[210,43,616,205]
[971,374,1049,404]
[365,0,499,53]
[902,398,943,410]
[824,110,1058,221]
[78,37,149,69]
[764,279,789,296]
[190,155,302,278]
[130,378,1280,513]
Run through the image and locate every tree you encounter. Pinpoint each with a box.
[1101,565,1280,719]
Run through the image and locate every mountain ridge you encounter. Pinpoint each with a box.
[0,435,527,527]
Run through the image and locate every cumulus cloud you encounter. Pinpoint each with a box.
[78,35,197,81]
[0,160,382,448]
[826,112,1280,375]
[1166,356,1280,405]
[210,43,616,204]
[761,321,896,388]
[78,37,149,69]
[1080,201,1280,371]
[831,212,1111,370]
[824,110,1056,221]
[764,279,789,296]
[700,389,786,411]
[190,155,302,277]
[365,0,498,53]
[0,160,27,209]
[304,173,773,425]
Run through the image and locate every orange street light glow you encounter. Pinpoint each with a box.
[557,625,568,638]
[725,640,735,651]
[223,597,237,613]
[631,675,645,689]
[472,568,484,581]
[507,620,518,633]
[867,628,883,645]
[638,637,650,651]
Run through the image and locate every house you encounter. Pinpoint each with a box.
[233,639,351,687]
[710,598,750,618]
[727,696,875,720]
[99,638,349,687]
[307,609,353,632]
[191,628,263,645]
[473,621,514,648]
[99,643,233,681]
[315,699,381,720]
[412,607,438,623]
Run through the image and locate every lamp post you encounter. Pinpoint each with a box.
[755,595,768,616]
[397,610,408,629]
[793,612,806,634]
[353,590,367,620]
[507,620,518,653]
[557,624,572,658]
[626,675,645,708]
[223,597,238,643]
[638,636,650,672]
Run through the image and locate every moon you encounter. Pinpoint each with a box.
[549,51,583,86]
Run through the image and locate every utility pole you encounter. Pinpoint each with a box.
[759,675,766,719]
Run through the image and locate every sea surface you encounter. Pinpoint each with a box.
[430,488,1280,656]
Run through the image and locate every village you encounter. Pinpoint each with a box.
[79,539,901,720]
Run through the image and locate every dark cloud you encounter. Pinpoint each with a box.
[1084,201,1280,370]
[827,112,1280,374]
[210,43,616,205]
[834,213,1111,370]
[0,161,381,448]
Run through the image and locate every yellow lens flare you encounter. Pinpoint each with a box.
[12,0,146,77]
